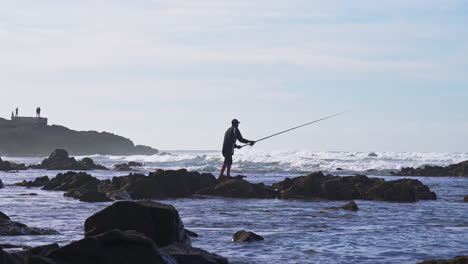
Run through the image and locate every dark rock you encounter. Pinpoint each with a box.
[112,163,132,171]
[35,230,174,264]
[0,178,3,188]
[336,168,343,171]
[392,160,468,177]
[0,157,27,171]
[464,195,468,202]
[37,150,106,170]
[185,229,199,237]
[0,117,158,157]
[0,247,20,264]
[64,189,112,203]
[0,213,59,236]
[84,201,190,247]
[232,230,264,242]
[161,242,229,264]
[274,172,436,202]
[197,178,276,198]
[15,176,50,187]
[340,201,359,211]
[368,152,378,157]
[12,243,59,260]
[417,255,468,264]
[102,169,217,199]
[128,161,143,167]
[42,172,99,191]
[0,210,10,220]
[19,193,38,196]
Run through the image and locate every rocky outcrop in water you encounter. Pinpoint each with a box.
[0,179,3,189]
[0,157,27,171]
[15,176,50,187]
[232,231,264,242]
[392,161,468,177]
[0,210,59,236]
[32,149,107,170]
[197,177,276,198]
[417,255,468,264]
[112,161,143,171]
[326,201,360,211]
[274,172,436,202]
[0,117,158,157]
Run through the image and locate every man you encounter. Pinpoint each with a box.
[219,119,255,178]
[36,107,41,117]
[15,107,18,117]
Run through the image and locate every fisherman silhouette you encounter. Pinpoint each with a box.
[15,107,18,117]
[11,111,14,120]
[36,107,41,117]
[219,119,255,178]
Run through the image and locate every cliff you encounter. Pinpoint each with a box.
[0,117,158,157]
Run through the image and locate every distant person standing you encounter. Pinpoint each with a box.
[219,119,255,178]
[15,107,18,117]
[11,111,14,120]
[36,107,41,117]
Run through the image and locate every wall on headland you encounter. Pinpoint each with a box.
[11,116,48,127]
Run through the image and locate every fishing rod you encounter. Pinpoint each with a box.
[239,112,346,148]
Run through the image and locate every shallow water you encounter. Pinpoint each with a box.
[0,152,467,263]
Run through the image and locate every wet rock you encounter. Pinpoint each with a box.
[184,229,199,237]
[19,193,38,196]
[340,201,359,211]
[0,211,58,236]
[464,195,468,202]
[12,243,59,260]
[112,163,132,171]
[102,169,217,199]
[42,172,99,191]
[0,247,19,264]
[197,179,276,198]
[368,152,378,157]
[15,176,50,187]
[36,149,106,170]
[232,230,264,242]
[128,161,143,167]
[161,242,229,264]
[392,160,468,177]
[0,157,27,171]
[84,200,190,247]
[32,230,174,264]
[417,255,468,264]
[0,179,3,189]
[274,172,436,202]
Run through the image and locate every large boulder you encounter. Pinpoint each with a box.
[37,149,106,170]
[84,201,190,247]
[417,255,468,264]
[274,172,436,202]
[27,230,174,264]
[0,211,58,236]
[392,160,468,177]
[15,176,50,187]
[197,178,276,198]
[161,243,228,264]
[64,189,112,203]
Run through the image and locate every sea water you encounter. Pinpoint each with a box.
[0,150,467,264]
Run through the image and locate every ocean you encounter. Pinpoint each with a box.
[1,149,467,263]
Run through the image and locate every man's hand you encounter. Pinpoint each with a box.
[249,141,256,146]
[235,145,242,149]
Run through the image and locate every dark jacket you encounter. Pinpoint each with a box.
[222,126,249,156]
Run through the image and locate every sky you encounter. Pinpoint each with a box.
[0,0,467,152]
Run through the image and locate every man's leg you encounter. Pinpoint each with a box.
[219,163,226,177]
[226,164,231,177]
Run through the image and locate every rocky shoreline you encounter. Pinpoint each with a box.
[392,160,468,177]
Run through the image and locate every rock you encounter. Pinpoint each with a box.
[417,255,468,264]
[15,176,50,187]
[102,169,217,199]
[340,201,359,211]
[37,149,106,170]
[0,212,58,236]
[232,230,264,242]
[0,247,20,264]
[368,152,378,157]
[274,172,436,202]
[42,172,99,191]
[112,163,132,171]
[128,161,143,167]
[64,189,112,203]
[197,179,276,198]
[0,157,27,171]
[161,242,229,264]
[464,195,468,202]
[84,201,190,247]
[19,193,38,196]
[0,178,3,188]
[33,230,174,264]
[392,160,468,177]
[0,117,158,157]
[11,243,59,260]
[336,168,343,171]
[184,229,199,237]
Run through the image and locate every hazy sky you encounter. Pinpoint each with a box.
[1,0,467,152]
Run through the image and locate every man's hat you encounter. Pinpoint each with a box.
[231,119,240,125]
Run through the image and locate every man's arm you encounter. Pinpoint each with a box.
[236,129,254,145]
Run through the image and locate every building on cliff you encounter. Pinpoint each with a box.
[10,116,48,127]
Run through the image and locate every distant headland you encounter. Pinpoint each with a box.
[0,109,158,157]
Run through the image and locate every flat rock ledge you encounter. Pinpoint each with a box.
[0,210,59,236]
[392,160,468,177]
